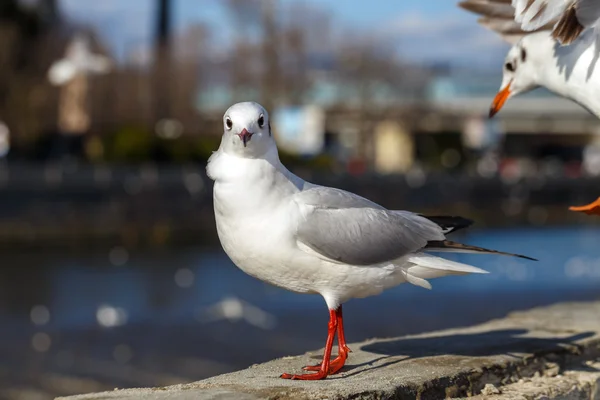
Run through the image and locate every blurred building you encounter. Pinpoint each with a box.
[1,0,599,177]
[425,68,600,176]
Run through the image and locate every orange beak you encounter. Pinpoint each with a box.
[489,82,512,118]
[569,197,600,216]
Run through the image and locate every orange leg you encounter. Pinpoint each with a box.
[569,197,600,216]
[301,305,351,375]
[280,308,340,380]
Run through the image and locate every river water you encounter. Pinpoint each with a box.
[1,226,600,398]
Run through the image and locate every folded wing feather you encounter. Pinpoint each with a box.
[294,187,445,266]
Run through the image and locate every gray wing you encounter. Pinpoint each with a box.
[459,0,556,44]
[295,185,384,210]
[294,187,445,266]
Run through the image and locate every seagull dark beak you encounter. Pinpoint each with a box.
[238,128,253,147]
[489,81,512,118]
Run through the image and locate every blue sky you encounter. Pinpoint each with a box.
[57,0,510,68]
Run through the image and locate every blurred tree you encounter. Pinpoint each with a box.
[226,0,262,102]
[0,0,431,164]
[224,0,333,107]
[334,36,431,165]
[260,0,280,109]
[279,24,307,104]
[278,1,333,104]
[153,0,172,122]
[0,0,60,149]
[171,24,209,131]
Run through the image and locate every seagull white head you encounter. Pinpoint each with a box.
[490,40,539,117]
[220,102,274,157]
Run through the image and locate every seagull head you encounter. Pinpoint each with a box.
[220,102,274,158]
[490,40,539,118]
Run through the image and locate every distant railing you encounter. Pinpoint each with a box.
[0,162,597,249]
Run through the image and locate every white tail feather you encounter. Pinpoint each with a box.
[408,254,488,274]
[402,254,488,290]
[404,272,433,290]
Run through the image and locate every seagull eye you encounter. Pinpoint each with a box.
[505,62,515,72]
[225,117,233,130]
[257,114,264,128]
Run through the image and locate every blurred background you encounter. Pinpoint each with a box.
[2,0,600,399]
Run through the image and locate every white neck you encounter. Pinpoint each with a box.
[207,143,304,189]
[534,31,600,117]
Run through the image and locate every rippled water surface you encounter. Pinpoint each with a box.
[1,226,600,398]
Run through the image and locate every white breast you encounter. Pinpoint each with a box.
[210,151,319,293]
[207,149,411,306]
[538,31,600,117]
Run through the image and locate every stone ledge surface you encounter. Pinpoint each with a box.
[57,301,600,400]
[467,361,600,400]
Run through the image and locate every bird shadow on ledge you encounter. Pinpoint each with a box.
[324,329,596,379]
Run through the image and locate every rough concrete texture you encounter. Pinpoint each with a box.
[57,301,600,400]
[467,361,600,400]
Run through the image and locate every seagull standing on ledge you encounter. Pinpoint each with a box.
[459,0,600,119]
[207,102,536,380]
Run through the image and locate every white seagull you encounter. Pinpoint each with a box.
[47,34,112,86]
[207,102,536,380]
[459,0,600,119]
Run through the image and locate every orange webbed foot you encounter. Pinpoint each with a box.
[280,371,329,380]
[570,197,600,216]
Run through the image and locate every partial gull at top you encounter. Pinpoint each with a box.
[459,0,600,120]
[460,0,600,215]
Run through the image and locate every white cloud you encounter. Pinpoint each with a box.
[380,11,511,67]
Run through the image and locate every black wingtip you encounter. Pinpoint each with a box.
[421,215,474,234]
[515,254,538,262]
[552,5,584,46]
[426,240,538,261]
